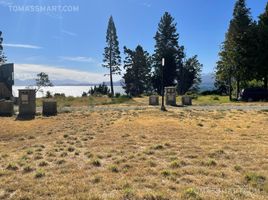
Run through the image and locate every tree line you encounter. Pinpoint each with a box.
[103,13,203,97]
[215,0,268,100]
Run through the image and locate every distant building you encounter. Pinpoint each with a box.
[0,63,14,100]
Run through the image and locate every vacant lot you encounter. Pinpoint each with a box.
[0,105,267,200]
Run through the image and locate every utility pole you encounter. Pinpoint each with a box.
[161,58,167,111]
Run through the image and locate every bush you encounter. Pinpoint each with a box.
[121,95,131,99]
[115,93,121,98]
[39,161,49,167]
[185,91,198,100]
[23,165,34,173]
[54,93,65,98]
[89,83,110,96]
[161,170,171,177]
[82,92,88,97]
[109,165,119,173]
[45,91,53,98]
[211,96,220,101]
[200,90,221,95]
[182,188,201,200]
[170,161,180,169]
[35,169,45,178]
[92,159,101,167]
[6,163,18,171]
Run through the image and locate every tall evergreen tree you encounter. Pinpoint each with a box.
[123,45,152,96]
[215,39,234,100]
[103,16,121,97]
[152,12,184,94]
[215,0,255,99]
[177,55,202,94]
[257,3,268,89]
[0,31,7,64]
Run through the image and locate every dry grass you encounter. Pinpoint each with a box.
[0,105,268,199]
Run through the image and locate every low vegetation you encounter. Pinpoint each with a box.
[0,103,267,199]
[36,95,133,108]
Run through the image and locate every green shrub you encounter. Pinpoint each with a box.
[153,144,164,150]
[92,176,102,184]
[161,170,171,177]
[56,159,66,165]
[207,159,217,167]
[39,161,49,167]
[185,91,198,100]
[23,165,34,173]
[45,91,53,98]
[82,92,88,97]
[234,165,242,171]
[35,169,45,178]
[92,159,101,167]
[170,161,180,168]
[27,149,33,155]
[89,83,110,96]
[115,93,121,98]
[6,163,18,171]
[212,96,220,101]
[67,146,75,152]
[109,165,119,173]
[245,172,266,186]
[182,188,201,200]
[245,172,268,192]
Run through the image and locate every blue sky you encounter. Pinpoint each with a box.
[0,0,267,83]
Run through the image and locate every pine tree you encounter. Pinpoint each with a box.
[215,0,255,99]
[123,45,152,96]
[152,12,184,94]
[0,31,7,64]
[103,16,121,97]
[257,3,268,89]
[215,39,234,100]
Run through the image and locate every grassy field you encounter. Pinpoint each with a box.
[35,95,259,109]
[0,102,268,199]
[36,96,133,108]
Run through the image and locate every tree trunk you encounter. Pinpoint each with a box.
[228,75,232,101]
[264,75,268,89]
[110,65,114,97]
[109,42,114,97]
[236,79,240,100]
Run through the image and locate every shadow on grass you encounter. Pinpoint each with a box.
[16,114,35,121]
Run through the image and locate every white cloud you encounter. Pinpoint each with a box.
[14,63,122,83]
[59,56,95,63]
[61,29,77,36]
[0,0,13,7]
[141,2,151,8]
[3,43,42,49]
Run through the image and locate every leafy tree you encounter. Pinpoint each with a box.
[103,16,121,97]
[215,0,255,99]
[177,55,202,94]
[152,12,185,94]
[257,3,268,89]
[123,45,152,96]
[35,72,53,93]
[0,31,7,64]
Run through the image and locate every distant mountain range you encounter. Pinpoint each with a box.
[15,79,123,87]
[15,73,215,91]
[199,73,215,91]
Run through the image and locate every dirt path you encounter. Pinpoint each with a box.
[55,104,268,113]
